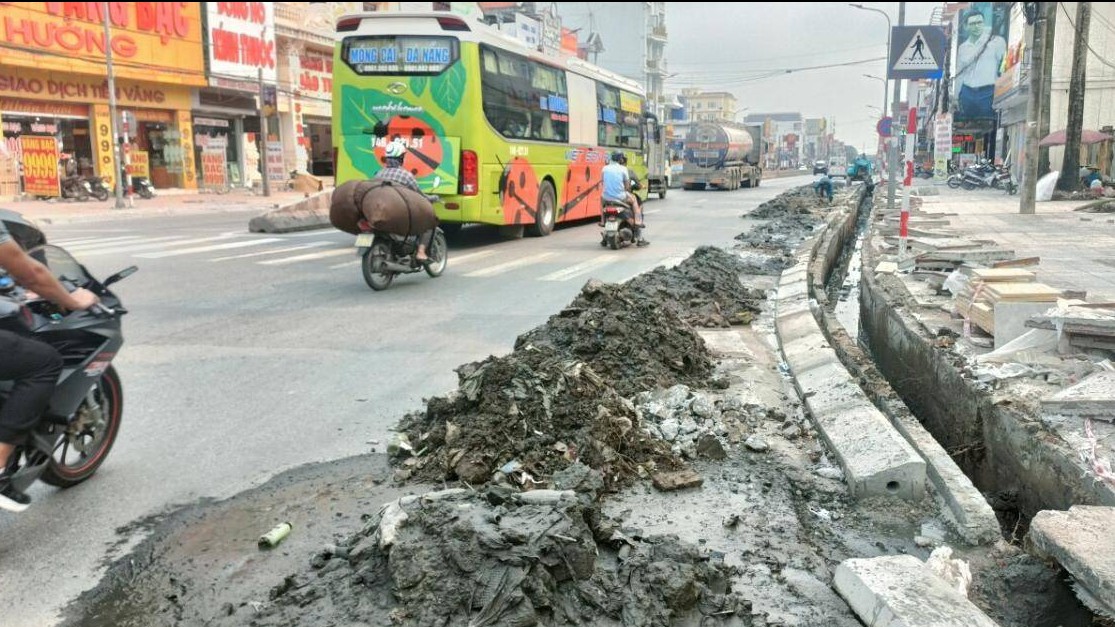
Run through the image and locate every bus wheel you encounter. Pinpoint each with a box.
[440,223,463,239]
[527,181,556,237]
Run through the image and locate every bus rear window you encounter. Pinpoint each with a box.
[342,36,459,75]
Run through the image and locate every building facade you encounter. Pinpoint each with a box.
[0,2,207,192]
[745,112,803,170]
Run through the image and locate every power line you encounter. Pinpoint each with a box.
[1059,1,1115,73]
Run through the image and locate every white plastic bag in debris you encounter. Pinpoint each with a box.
[942,269,969,295]
[977,328,1059,364]
[1036,171,1060,202]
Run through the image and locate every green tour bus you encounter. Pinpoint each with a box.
[332,11,660,237]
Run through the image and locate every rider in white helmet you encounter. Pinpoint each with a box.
[374,138,436,263]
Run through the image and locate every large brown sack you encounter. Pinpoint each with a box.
[330,179,438,237]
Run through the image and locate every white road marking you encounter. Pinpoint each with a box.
[258,248,352,265]
[77,233,242,257]
[444,249,496,266]
[134,238,283,259]
[63,235,187,252]
[210,241,330,261]
[540,254,616,282]
[464,251,557,277]
[329,259,362,269]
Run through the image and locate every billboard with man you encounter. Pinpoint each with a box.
[952,2,1009,123]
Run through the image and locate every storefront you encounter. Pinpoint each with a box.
[281,45,335,176]
[0,2,206,191]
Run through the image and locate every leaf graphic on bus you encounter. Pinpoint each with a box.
[340,86,383,136]
[409,76,428,97]
[430,62,466,115]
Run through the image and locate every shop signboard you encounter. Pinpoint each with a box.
[19,135,60,197]
[933,113,952,183]
[266,142,285,182]
[0,68,192,110]
[201,149,228,190]
[126,150,150,178]
[0,3,205,86]
[207,2,277,84]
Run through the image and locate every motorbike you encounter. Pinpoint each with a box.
[0,211,136,493]
[59,174,92,201]
[84,175,111,202]
[356,225,448,291]
[600,200,640,249]
[130,176,155,199]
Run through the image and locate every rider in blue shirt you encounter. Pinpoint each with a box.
[601,151,648,246]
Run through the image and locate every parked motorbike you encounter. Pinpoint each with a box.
[356,226,448,291]
[84,175,110,201]
[130,176,155,199]
[0,212,136,493]
[59,174,92,201]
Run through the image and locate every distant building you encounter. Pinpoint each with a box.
[745,112,803,169]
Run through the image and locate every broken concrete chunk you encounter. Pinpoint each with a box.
[659,418,681,442]
[1041,372,1115,422]
[652,469,704,492]
[1028,505,1115,615]
[695,433,728,460]
[744,435,770,452]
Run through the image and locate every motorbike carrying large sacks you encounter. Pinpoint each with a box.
[329,179,438,237]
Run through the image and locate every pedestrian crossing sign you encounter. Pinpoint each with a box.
[888,25,946,80]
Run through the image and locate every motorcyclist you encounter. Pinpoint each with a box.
[374,139,438,264]
[601,151,648,247]
[0,220,99,512]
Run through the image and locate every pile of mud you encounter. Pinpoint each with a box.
[736,187,828,261]
[247,481,752,627]
[624,246,765,327]
[391,343,683,489]
[515,279,714,396]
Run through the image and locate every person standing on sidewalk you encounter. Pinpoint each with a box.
[0,221,99,512]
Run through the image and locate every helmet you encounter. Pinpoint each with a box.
[611,151,627,165]
[384,139,407,160]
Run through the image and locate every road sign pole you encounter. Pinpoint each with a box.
[899,107,916,261]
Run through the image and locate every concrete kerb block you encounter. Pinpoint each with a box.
[775,308,821,346]
[781,336,833,374]
[248,190,332,233]
[775,280,809,302]
[1029,506,1115,613]
[834,555,1000,627]
[774,298,812,321]
[794,360,853,393]
[816,403,926,500]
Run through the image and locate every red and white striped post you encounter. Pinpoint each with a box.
[899,107,916,261]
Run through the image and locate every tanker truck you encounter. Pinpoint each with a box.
[680,122,763,190]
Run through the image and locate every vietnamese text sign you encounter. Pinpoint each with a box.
[201,149,228,189]
[126,150,150,178]
[933,113,952,182]
[266,142,285,181]
[19,135,60,196]
[207,2,276,84]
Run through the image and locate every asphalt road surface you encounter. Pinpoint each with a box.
[0,176,802,625]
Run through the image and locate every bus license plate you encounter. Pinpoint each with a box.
[604,221,619,233]
[355,234,374,248]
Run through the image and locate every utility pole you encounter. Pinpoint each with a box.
[887,2,907,213]
[1038,5,1056,176]
[103,2,126,209]
[1021,2,1053,214]
[1057,1,1090,192]
[258,66,272,197]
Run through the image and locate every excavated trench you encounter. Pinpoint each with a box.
[61,186,1092,627]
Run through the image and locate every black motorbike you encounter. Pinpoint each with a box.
[600,200,640,249]
[84,175,111,202]
[0,211,135,491]
[356,227,448,291]
[59,174,92,201]
[130,176,155,199]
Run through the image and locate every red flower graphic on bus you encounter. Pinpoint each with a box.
[373,116,445,179]
[499,157,540,226]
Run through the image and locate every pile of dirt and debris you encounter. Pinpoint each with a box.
[625,246,765,327]
[246,477,754,627]
[391,343,684,490]
[736,186,828,261]
[515,279,715,396]
[636,384,754,461]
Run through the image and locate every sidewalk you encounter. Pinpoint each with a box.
[0,188,316,226]
[910,185,1115,301]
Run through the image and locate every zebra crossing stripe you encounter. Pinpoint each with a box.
[540,254,615,282]
[134,238,283,259]
[258,248,352,265]
[464,252,557,278]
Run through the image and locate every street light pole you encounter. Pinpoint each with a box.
[850,3,895,209]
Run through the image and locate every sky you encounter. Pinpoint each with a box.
[561,2,940,154]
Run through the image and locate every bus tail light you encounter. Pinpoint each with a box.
[460,150,478,196]
[336,17,362,31]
